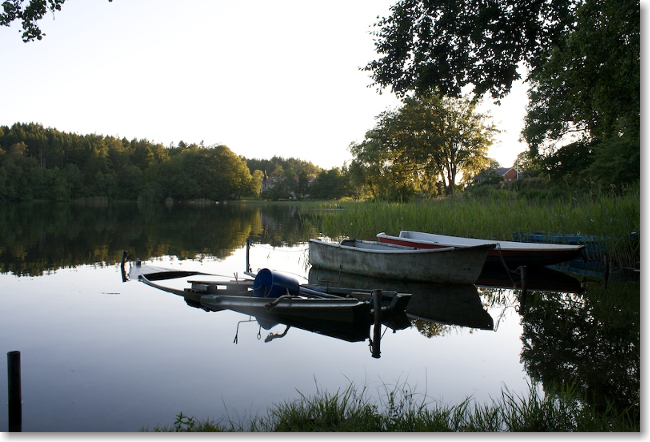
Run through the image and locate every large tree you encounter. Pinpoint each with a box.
[350,94,495,199]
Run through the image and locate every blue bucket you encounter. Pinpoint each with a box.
[253,268,300,298]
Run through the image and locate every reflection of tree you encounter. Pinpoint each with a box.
[0,202,319,276]
[411,319,453,338]
[411,318,484,338]
[519,282,640,414]
[248,203,318,247]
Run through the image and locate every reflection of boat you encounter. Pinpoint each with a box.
[376,231,584,268]
[308,268,494,330]
[475,265,584,293]
[122,256,411,359]
[238,305,410,345]
[405,285,493,331]
[308,238,493,284]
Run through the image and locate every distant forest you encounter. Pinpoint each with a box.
[2,121,638,204]
[0,122,352,202]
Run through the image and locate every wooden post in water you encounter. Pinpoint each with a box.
[245,239,251,273]
[519,266,527,295]
[371,290,381,359]
[7,351,22,432]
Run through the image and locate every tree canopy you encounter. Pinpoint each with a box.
[522,0,640,153]
[1,0,112,42]
[0,122,336,202]
[364,0,577,100]
[0,122,262,202]
[365,0,640,182]
[349,94,495,200]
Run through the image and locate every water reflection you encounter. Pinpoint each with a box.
[0,201,316,276]
[304,262,640,419]
[517,281,640,413]
[213,296,410,360]
[125,260,411,359]
[476,265,584,294]
[475,266,640,419]
[308,267,494,332]
[1,201,639,428]
[230,313,403,360]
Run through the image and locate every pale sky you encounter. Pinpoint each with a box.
[1,0,528,170]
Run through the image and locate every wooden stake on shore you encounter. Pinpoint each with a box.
[7,351,22,432]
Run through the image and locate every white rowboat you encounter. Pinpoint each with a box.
[308,239,494,284]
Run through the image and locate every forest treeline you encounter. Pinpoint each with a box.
[0,122,351,202]
[0,120,640,204]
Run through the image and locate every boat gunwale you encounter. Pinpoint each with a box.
[309,238,496,254]
[377,231,584,252]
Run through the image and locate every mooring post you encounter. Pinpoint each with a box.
[245,239,251,273]
[371,290,382,359]
[602,254,609,288]
[520,265,528,297]
[7,351,22,432]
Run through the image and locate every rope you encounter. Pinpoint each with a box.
[493,243,525,288]
[494,243,516,274]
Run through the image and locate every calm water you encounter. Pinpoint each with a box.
[0,202,639,431]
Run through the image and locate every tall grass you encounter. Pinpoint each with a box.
[303,189,640,269]
[145,381,639,432]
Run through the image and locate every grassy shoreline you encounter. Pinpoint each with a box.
[145,381,639,432]
[301,190,640,270]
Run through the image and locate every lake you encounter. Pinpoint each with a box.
[0,201,639,431]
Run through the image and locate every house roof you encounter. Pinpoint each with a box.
[474,167,521,181]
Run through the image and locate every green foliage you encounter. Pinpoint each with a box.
[0,0,64,41]
[306,190,639,271]
[0,121,636,205]
[1,0,114,42]
[582,137,640,187]
[349,94,495,199]
[365,0,575,100]
[523,0,639,152]
[308,167,352,200]
[366,0,639,188]
[245,155,322,201]
[514,136,640,191]
[0,123,259,202]
[146,381,639,432]
[472,169,504,187]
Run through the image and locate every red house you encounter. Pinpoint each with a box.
[474,167,521,183]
